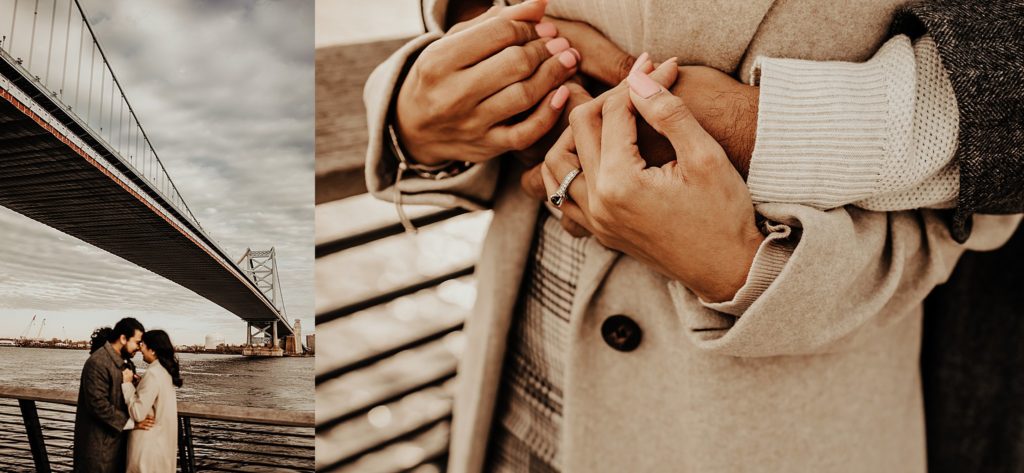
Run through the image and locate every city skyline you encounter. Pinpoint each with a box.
[0,0,314,345]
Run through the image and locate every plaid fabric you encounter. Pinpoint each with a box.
[485,209,586,472]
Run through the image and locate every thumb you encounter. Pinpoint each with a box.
[627,68,717,159]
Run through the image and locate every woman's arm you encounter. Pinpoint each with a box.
[122,370,161,423]
[365,0,575,222]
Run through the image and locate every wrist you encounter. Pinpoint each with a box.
[691,228,765,303]
[673,69,759,179]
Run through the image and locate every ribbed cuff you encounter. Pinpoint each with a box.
[668,221,796,317]
[747,38,912,209]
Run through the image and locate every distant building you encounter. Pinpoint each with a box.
[205,333,226,350]
[0,339,16,347]
[292,319,303,354]
[305,334,315,353]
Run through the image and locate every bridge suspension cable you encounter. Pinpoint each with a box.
[0,0,203,231]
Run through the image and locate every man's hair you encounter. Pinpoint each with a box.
[109,318,145,343]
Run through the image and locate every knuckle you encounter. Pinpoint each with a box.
[492,19,520,46]
[616,55,636,82]
[601,94,623,116]
[568,102,596,127]
[507,82,534,111]
[650,98,692,126]
[505,127,532,151]
[506,47,535,77]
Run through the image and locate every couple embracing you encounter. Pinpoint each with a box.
[72,317,183,473]
[366,0,1024,471]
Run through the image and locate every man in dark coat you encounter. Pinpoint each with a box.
[73,318,154,473]
[888,2,1024,472]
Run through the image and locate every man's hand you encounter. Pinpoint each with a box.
[395,0,579,166]
[542,17,635,87]
[542,60,764,302]
[136,414,156,431]
[671,66,759,177]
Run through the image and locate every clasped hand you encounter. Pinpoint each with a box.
[541,60,764,302]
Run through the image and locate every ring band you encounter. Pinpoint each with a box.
[549,167,582,207]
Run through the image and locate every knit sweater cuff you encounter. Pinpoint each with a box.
[746,38,911,209]
[669,221,796,317]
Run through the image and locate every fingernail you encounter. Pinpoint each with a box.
[550,85,570,109]
[628,70,663,99]
[545,37,570,55]
[535,22,557,38]
[640,59,654,74]
[558,50,577,68]
[630,52,649,74]
[568,48,581,61]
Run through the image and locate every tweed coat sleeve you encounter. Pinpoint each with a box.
[363,0,502,213]
[82,358,129,433]
[891,0,1024,242]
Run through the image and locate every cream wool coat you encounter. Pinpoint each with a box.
[363,0,1022,471]
[122,361,178,473]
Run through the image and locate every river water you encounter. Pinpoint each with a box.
[0,347,313,411]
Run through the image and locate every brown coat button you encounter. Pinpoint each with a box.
[601,315,641,352]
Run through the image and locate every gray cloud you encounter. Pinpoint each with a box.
[0,0,313,345]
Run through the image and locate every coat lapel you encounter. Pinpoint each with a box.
[448,159,541,473]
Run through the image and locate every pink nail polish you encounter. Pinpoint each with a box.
[550,85,570,109]
[558,50,577,68]
[535,22,557,38]
[545,37,570,55]
[630,52,649,74]
[628,70,663,99]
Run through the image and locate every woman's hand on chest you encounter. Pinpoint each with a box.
[539,59,765,303]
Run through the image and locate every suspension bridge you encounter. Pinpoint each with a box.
[0,0,297,355]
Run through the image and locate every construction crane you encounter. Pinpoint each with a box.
[20,315,37,339]
[36,319,46,340]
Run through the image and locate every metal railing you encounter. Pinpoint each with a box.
[0,386,314,472]
[0,0,202,231]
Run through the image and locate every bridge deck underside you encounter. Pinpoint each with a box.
[0,97,291,335]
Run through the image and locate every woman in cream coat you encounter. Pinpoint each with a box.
[365,0,1021,471]
[122,330,181,473]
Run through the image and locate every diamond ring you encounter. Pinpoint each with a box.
[549,167,582,207]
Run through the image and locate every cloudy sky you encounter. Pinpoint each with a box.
[0,0,314,345]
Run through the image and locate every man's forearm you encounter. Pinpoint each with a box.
[670,67,759,178]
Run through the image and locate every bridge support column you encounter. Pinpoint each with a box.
[241,321,283,357]
[272,321,278,349]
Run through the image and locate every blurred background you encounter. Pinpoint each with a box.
[314,1,493,472]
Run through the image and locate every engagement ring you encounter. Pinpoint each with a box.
[549,167,582,207]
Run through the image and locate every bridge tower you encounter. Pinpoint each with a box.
[237,248,289,356]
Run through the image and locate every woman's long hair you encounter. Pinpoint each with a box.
[89,327,113,354]
[141,330,183,388]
